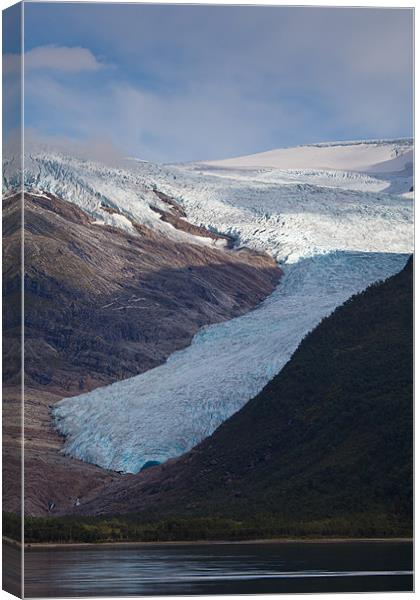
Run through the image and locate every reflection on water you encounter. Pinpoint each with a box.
[24,540,413,597]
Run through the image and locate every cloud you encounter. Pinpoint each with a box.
[3,45,106,76]
[24,128,126,166]
[25,45,105,72]
[24,71,306,162]
[21,6,414,161]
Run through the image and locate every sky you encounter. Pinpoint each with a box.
[3,3,414,163]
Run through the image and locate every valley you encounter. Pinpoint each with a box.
[2,138,414,522]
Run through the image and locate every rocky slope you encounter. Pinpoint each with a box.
[3,190,280,515]
[74,257,412,537]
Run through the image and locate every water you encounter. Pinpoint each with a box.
[22,540,413,597]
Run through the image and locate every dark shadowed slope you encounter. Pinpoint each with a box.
[76,257,412,537]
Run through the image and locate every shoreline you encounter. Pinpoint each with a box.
[3,536,412,552]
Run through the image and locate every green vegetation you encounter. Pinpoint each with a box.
[164,255,412,530]
[4,511,411,544]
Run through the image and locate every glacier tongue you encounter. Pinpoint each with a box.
[47,140,413,473]
[53,251,409,473]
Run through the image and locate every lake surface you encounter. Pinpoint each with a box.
[23,540,413,597]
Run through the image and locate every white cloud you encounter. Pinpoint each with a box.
[4,45,106,76]
[25,45,105,72]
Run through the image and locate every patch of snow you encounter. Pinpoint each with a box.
[102,212,136,233]
[27,190,51,200]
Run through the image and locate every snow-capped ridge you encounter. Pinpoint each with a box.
[203,138,413,173]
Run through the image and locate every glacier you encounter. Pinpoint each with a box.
[53,250,409,473]
[12,139,413,474]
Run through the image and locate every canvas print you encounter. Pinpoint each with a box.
[2,2,413,597]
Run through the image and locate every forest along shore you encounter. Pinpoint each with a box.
[17,537,414,551]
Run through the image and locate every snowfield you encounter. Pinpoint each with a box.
[204,138,413,172]
[8,139,413,474]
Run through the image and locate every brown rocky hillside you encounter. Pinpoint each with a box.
[3,191,281,516]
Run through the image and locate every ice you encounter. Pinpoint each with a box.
[53,250,409,473]
[159,163,412,264]
[3,151,227,248]
[46,140,414,473]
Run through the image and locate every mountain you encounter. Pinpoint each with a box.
[3,188,280,516]
[2,139,413,516]
[68,256,413,539]
[46,140,412,476]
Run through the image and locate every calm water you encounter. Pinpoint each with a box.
[22,540,412,597]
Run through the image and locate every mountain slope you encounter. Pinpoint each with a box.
[45,139,412,476]
[3,139,413,515]
[77,257,413,536]
[3,191,280,516]
[23,191,279,389]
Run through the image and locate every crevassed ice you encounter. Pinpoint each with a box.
[54,251,409,473]
[25,140,409,472]
[50,142,413,473]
